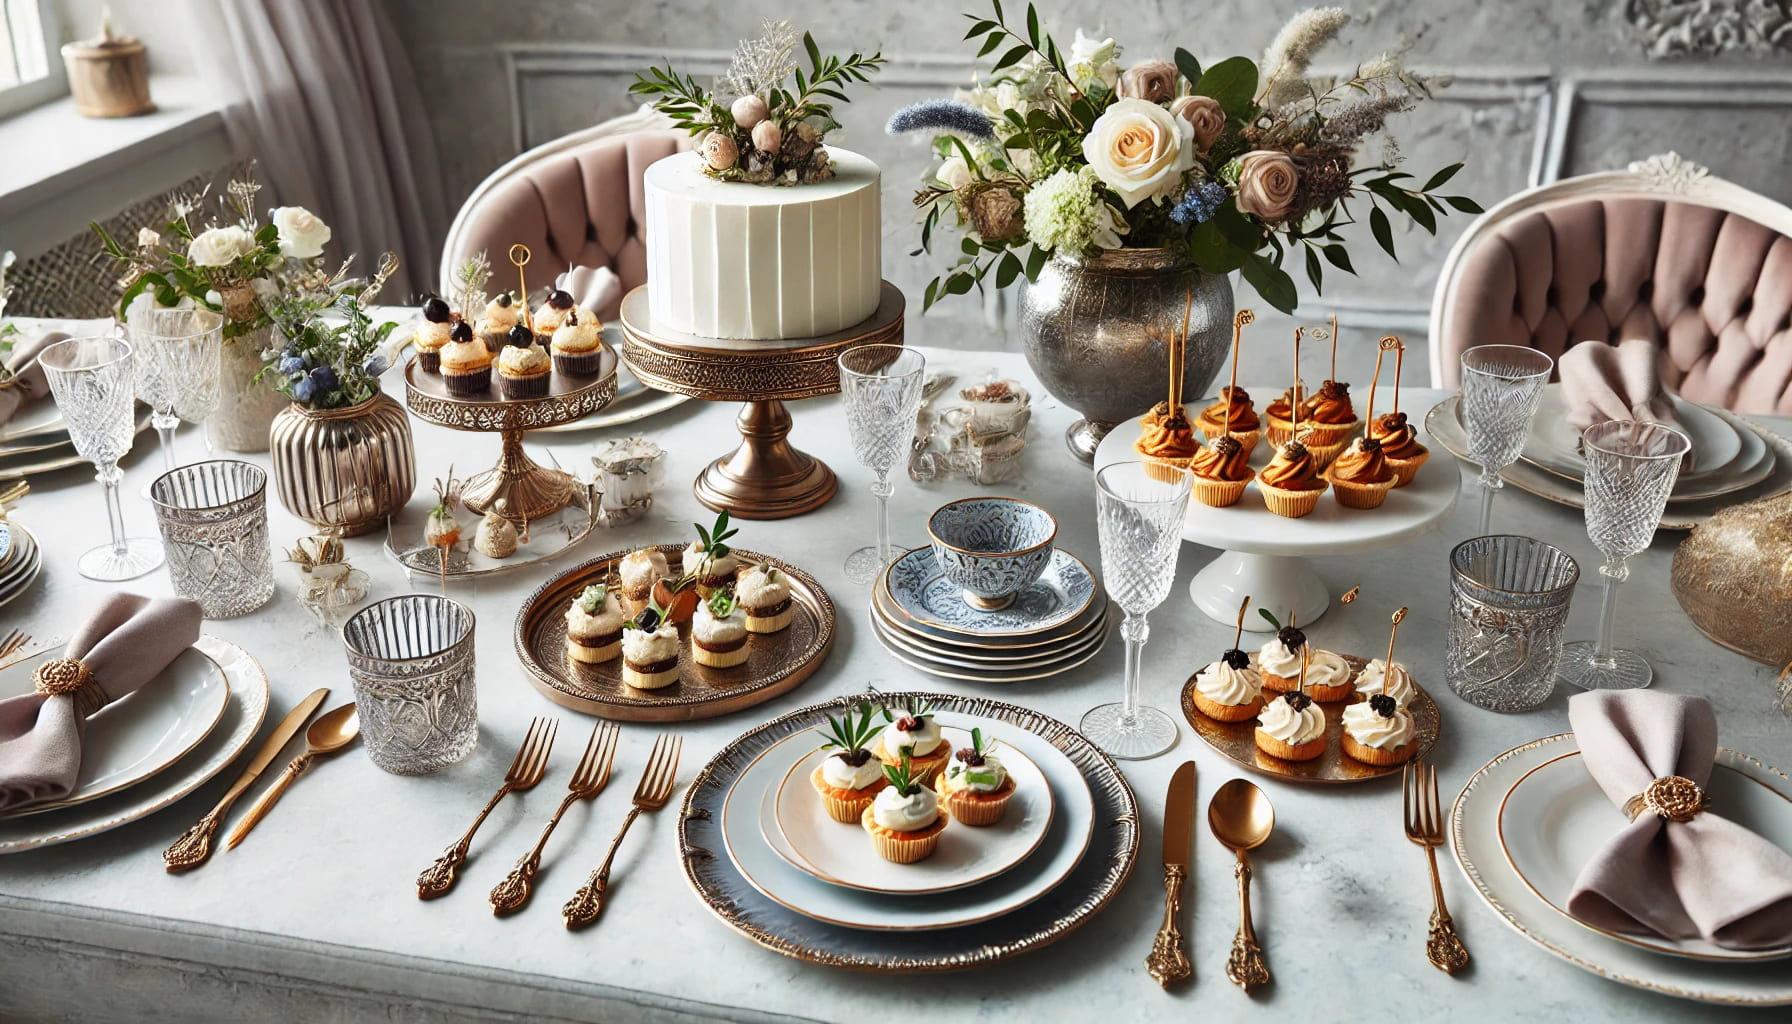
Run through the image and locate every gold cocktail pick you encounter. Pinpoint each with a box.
[1297,644,1310,700]
[1233,595,1252,651]
[1290,326,1305,446]
[1386,606,1409,669]
[1226,310,1254,439]
[1392,338,1407,418]
[1174,287,1194,411]
[1368,335,1400,428]
[509,244,534,334]
[1340,585,1360,605]
[1327,312,1339,382]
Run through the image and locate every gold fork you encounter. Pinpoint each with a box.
[488,720,618,916]
[0,630,29,664]
[562,733,682,930]
[417,716,557,900]
[1404,761,1470,974]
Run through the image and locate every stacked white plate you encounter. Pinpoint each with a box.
[0,400,153,479]
[868,548,1110,682]
[0,520,42,609]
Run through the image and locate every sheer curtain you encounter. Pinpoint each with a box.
[186,0,447,296]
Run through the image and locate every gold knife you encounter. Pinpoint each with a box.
[162,687,328,873]
[1146,760,1197,987]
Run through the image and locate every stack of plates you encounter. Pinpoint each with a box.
[678,692,1139,970]
[0,401,152,479]
[868,548,1110,682]
[0,521,42,608]
[0,636,270,853]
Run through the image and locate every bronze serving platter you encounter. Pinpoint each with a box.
[1180,653,1441,784]
[403,346,618,432]
[514,545,834,722]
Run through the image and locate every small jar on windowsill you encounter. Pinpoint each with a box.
[62,25,154,119]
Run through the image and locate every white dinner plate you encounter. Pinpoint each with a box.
[0,645,230,817]
[869,601,1110,669]
[1454,733,1792,1005]
[719,711,1095,931]
[0,525,40,609]
[770,728,1054,895]
[0,401,66,443]
[868,611,1109,682]
[1498,747,1792,962]
[0,635,270,853]
[1524,386,1740,482]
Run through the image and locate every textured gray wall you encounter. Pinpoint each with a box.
[391,0,1792,368]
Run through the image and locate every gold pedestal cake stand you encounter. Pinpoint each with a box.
[402,348,618,521]
[618,282,904,520]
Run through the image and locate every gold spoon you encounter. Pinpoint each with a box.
[1209,778,1276,994]
[226,703,360,850]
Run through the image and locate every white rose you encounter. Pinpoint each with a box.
[936,156,973,191]
[187,225,256,267]
[251,276,279,300]
[1082,98,1194,208]
[272,206,331,259]
[136,227,161,249]
[1069,30,1120,89]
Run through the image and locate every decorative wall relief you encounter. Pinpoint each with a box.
[1626,0,1792,59]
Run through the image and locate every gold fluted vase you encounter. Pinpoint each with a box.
[270,394,416,537]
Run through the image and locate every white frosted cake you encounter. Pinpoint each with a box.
[644,148,882,341]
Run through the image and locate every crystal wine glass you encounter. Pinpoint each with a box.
[129,306,223,473]
[838,345,926,584]
[1081,460,1191,760]
[40,336,164,580]
[1558,420,1689,690]
[1460,345,1553,535]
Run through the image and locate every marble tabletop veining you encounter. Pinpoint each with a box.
[1,344,1788,1023]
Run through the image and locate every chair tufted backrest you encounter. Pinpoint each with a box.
[441,112,689,323]
[1430,158,1792,415]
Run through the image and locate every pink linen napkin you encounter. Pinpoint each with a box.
[0,593,202,812]
[1558,339,1692,468]
[558,265,622,321]
[1566,690,1792,950]
[0,331,69,427]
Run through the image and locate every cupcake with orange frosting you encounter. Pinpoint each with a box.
[1264,383,1307,446]
[1257,439,1328,518]
[1326,435,1398,509]
[1197,386,1262,457]
[1187,434,1255,507]
[1369,412,1429,486]
[1300,380,1360,465]
[1134,400,1202,470]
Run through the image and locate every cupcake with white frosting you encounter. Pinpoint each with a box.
[1254,691,1327,762]
[549,308,605,376]
[1190,648,1264,722]
[1300,648,1355,702]
[564,583,624,664]
[809,700,888,823]
[875,698,951,783]
[691,590,749,668]
[620,601,680,689]
[496,325,552,398]
[1256,624,1307,693]
[619,547,669,613]
[533,288,579,341]
[1352,658,1418,707]
[476,292,521,352]
[736,561,793,634]
[861,754,947,863]
[935,728,1016,826]
[1342,694,1417,765]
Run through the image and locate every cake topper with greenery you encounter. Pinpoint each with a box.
[631,20,887,185]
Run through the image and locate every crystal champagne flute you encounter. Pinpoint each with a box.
[838,345,926,584]
[1558,420,1689,690]
[40,336,164,580]
[1081,460,1191,759]
[129,306,223,473]
[1459,345,1553,535]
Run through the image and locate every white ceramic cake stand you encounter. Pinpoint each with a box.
[1092,388,1460,631]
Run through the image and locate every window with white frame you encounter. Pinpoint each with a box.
[0,0,63,119]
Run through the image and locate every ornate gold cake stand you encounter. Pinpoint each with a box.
[402,347,618,521]
[618,281,905,519]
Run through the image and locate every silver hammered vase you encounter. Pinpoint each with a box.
[270,394,417,537]
[1019,249,1233,462]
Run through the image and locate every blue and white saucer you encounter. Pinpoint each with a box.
[880,547,1098,640]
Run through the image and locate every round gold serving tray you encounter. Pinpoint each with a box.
[1180,653,1441,784]
[513,545,834,722]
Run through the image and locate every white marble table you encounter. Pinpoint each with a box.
[1,346,1789,1023]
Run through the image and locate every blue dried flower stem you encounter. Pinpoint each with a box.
[886,99,995,141]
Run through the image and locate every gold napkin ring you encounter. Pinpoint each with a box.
[32,657,94,697]
[1623,775,1709,823]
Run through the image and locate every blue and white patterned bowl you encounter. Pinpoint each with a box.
[927,498,1057,610]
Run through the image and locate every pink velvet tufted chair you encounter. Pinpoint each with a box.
[1429,153,1792,415]
[440,108,691,323]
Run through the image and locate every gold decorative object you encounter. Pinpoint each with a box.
[1145,759,1196,988]
[1403,761,1471,974]
[162,687,328,873]
[61,11,153,118]
[225,702,360,850]
[619,281,904,519]
[1671,490,1792,669]
[1625,775,1709,823]
[514,545,834,722]
[418,716,557,900]
[30,657,94,698]
[1208,778,1274,993]
[488,721,618,916]
[563,732,683,929]
[270,394,416,536]
[287,535,371,623]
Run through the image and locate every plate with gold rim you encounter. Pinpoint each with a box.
[1497,746,1792,963]
[880,546,1098,641]
[872,562,1107,652]
[869,598,1110,668]
[868,611,1108,683]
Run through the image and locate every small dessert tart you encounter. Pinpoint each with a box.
[474,508,518,559]
[618,547,669,613]
[935,728,1016,826]
[412,295,454,372]
[549,308,606,376]
[737,562,793,634]
[1191,648,1264,722]
[496,324,552,399]
[1369,412,1429,487]
[809,701,888,823]
[1299,379,1360,448]
[1187,434,1255,508]
[1254,690,1327,762]
[476,292,520,352]
[1325,436,1398,510]
[682,509,741,597]
[1256,624,1307,693]
[875,698,951,782]
[651,572,701,626]
[1263,383,1306,446]
[1134,399,1202,470]
[1353,657,1418,707]
[564,583,624,664]
[1341,694,1416,766]
[1196,385,1262,457]
[692,590,749,668]
[533,288,578,343]
[620,601,680,689]
[1300,648,1356,702]
[439,320,493,395]
[1257,440,1328,519]
[861,756,947,863]
[423,475,461,553]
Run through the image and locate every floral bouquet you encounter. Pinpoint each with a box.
[256,253,402,411]
[891,4,1481,313]
[631,20,886,185]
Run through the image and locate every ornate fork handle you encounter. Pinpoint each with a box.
[562,805,645,930]
[1423,847,1471,974]
[1145,863,1190,988]
[1225,856,1271,993]
[163,809,223,873]
[489,793,575,916]
[417,786,511,900]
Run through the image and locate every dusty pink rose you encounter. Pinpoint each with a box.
[700,133,739,171]
[751,120,782,156]
[1235,150,1299,221]
[1170,96,1227,153]
[1117,59,1178,104]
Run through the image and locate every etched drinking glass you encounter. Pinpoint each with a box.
[1460,345,1553,534]
[129,306,223,473]
[1559,420,1690,690]
[1447,535,1581,712]
[342,595,478,774]
[1081,460,1191,759]
[39,336,164,580]
[149,460,275,618]
[838,345,926,584]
